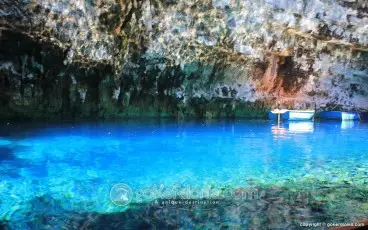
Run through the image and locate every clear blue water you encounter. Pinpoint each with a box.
[1,120,367,228]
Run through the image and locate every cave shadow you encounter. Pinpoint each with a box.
[0,146,17,161]
[0,145,37,178]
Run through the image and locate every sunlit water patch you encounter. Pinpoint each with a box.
[0,120,367,229]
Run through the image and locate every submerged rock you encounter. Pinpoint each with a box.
[15,183,368,229]
[0,0,367,119]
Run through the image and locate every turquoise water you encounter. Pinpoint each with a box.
[1,120,368,229]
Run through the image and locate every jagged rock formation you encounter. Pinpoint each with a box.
[0,0,367,119]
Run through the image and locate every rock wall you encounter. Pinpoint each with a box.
[0,0,367,120]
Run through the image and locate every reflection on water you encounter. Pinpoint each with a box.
[271,120,362,138]
[288,121,314,133]
[271,125,287,139]
[341,120,357,130]
[271,121,314,139]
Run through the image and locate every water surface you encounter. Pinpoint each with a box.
[0,120,367,228]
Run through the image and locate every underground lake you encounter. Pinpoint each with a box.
[0,120,367,229]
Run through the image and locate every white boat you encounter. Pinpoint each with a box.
[268,109,315,121]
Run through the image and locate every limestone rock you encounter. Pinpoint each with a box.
[0,0,367,119]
